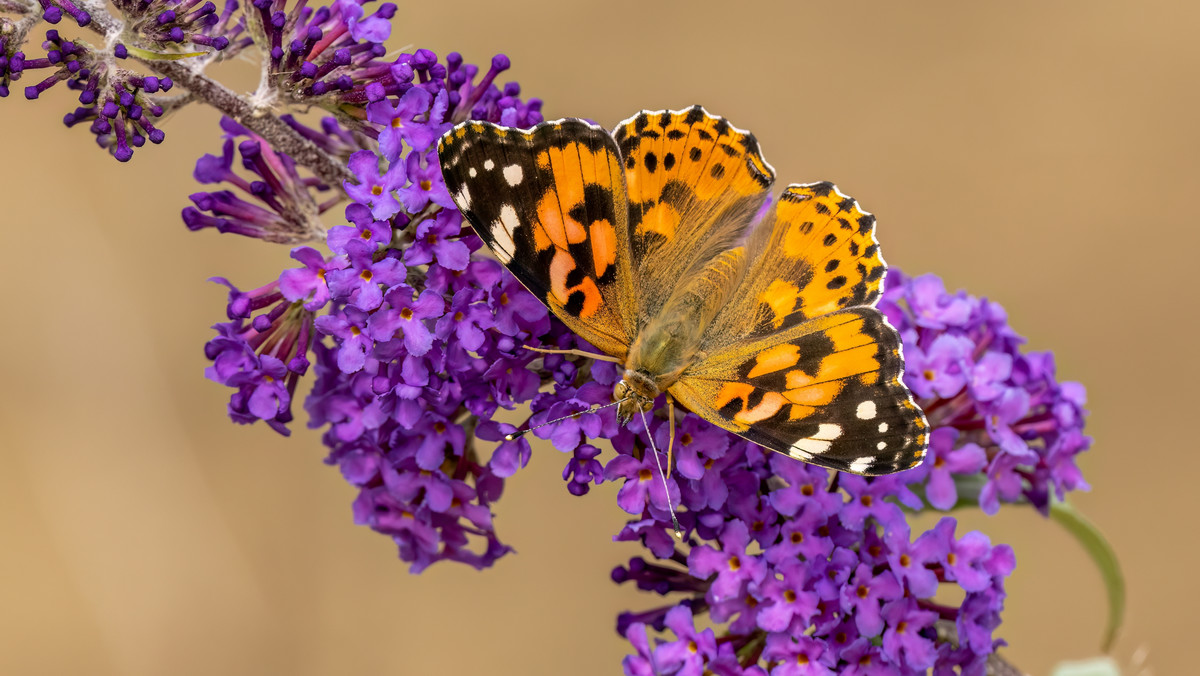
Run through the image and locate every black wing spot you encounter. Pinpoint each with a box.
[837,197,856,212]
[574,184,617,224]
[710,163,725,179]
[660,179,695,207]
[627,198,656,229]
[864,244,879,258]
[827,275,848,290]
[618,134,639,159]
[825,259,840,272]
[745,387,766,410]
[663,152,676,171]
[718,394,745,419]
[822,233,838,246]
[667,129,686,140]
[838,218,852,230]
[565,290,587,316]
[719,143,738,157]
[799,221,814,234]
[713,118,731,136]
[814,202,830,215]
[689,147,703,162]
[658,111,673,128]
[634,113,649,133]
[858,215,876,234]
[565,265,587,289]
[809,182,834,197]
[796,333,832,378]
[684,106,705,125]
[849,241,860,256]
[644,152,658,173]
[696,129,713,141]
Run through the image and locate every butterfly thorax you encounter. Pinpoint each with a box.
[613,300,716,423]
[615,317,697,422]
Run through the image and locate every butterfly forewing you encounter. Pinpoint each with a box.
[613,106,775,322]
[438,119,637,357]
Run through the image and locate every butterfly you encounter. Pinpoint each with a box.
[436,105,927,476]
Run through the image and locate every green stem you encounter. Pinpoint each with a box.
[1049,498,1125,652]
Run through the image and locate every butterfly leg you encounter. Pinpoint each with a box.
[520,345,623,363]
[666,392,676,474]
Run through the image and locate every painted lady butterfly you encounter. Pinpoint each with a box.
[437,106,927,475]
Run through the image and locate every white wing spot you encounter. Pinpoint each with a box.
[490,203,520,264]
[790,438,829,456]
[814,423,842,440]
[876,441,887,450]
[790,424,841,456]
[454,184,471,208]
[848,457,874,473]
[856,401,877,420]
[503,164,524,186]
[878,422,888,433]
[787,446,811,460]
[468,167,477,178]
[483,159,495,171]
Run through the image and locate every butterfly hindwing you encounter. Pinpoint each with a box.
[613,106,775,320]
[438,119,637,357]
[671,308,927,475]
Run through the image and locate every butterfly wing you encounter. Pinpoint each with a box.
[438,119,637,357]
[613,106,775,322]
[672,308,927,474]
[676,182,926,475]
[703,182,889,351]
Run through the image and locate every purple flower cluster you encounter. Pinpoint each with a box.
[201,48,546,571]
[879,271,1091,515]
[19,29,171,160]
[258,0,396,105]
[184,116,345,243]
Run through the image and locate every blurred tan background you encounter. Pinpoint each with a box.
[1,0,1196,673]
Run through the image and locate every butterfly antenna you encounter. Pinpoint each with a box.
[504,396,631,441]
[639,407,683,539]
